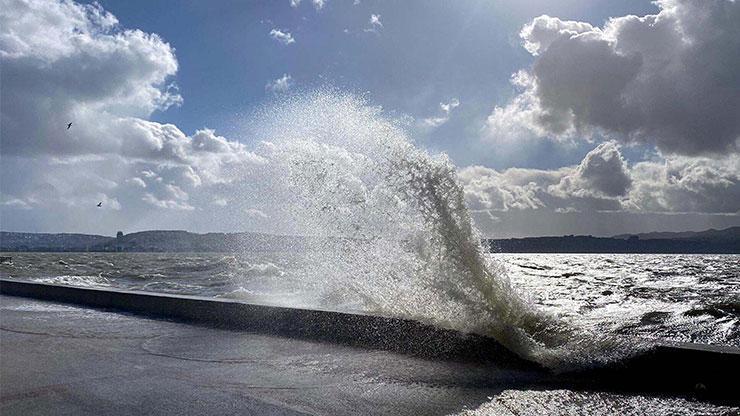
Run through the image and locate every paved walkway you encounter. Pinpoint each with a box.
[0,295,551,415]
[2,295,737,415]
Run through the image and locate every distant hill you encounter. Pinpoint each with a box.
[612,227,739,243]
[1,227,738,254]
[0,232,113,252]
[488,226,739,254]
[0,230,307,253]
[108,230,304,252]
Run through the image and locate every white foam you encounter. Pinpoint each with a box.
[239,91,643,369]
[453,389,737,416]
[32,274,111,288]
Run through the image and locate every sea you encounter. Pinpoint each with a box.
[2,252,737,351]
[2,251,739,415]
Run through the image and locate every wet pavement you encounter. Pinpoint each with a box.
[0,294,552,415]
[1,294,738,415]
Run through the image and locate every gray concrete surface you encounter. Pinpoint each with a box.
[0,294,557,415]
[0,278,527,364]
[2,285,739,415]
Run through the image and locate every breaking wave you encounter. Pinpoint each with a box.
[242,91,642,370]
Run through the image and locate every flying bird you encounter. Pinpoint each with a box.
[97,202,102,207]
[67,122,72,129]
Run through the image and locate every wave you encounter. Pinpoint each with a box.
[239,90,645,370]
[245,262,284,277]
[32,274,111,288]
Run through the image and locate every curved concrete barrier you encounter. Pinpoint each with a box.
[2,278,738,402]
[0,278,527,365]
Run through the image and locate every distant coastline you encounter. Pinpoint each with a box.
[487,227,739,254]
[0,227,738,254]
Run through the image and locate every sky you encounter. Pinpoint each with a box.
[1,0,738,237]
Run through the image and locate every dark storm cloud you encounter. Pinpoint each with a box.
[487,0,740,156]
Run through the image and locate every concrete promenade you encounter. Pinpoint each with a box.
[1,279,739,414]
[1,294,556,415]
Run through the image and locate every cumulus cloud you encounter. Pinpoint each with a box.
[1,1,181,157]
[265,74,294,93]
[484,70,571,143]
[269,29,295,45]
[458,166,550,211]
[550,141,632,198]
[370,14,382,29]
[420,98,460,129]
[128,177,147,188]
[459,142,738,217]
[143,190,194,211]
[312,0,326,10]
[364,14,383,34]
[485,0,740,156]
[627,155,740,214]
[0,0,264,231]
[288,0,326,10]
[243,208,269,219]
[1,198,32,210]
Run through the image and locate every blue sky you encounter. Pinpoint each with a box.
[1,0,738,237]
[94,0,658,169]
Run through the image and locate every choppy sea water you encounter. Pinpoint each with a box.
[452,389,739,416]
[2,252,738,349]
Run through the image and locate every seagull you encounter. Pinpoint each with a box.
[97,202,102,207]
[67,122,72,129]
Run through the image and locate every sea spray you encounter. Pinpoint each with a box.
[243,90,643,370]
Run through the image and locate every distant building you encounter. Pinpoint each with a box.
[116,231,124,251]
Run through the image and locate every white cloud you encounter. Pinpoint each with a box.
[0,0,264,224]
[290,0,325,10]
[459,142,738,216]
[265,74,294,93]
[485,0,740,156]
[549,141,632,198]
[128,177,147,188]
[0,0,182,157]
[484,70,571,143]
[97,194,122,211]
[312,0,326,10]
[627,155,740,214]
[421,98,460,129]
[143,193,194,211]
[440,99,460,116]
[244,208,268,219]
[370,14,382,28]
[269,29,295,45]
[0,198,32,210]
[364,14,383,34]
[519,15,594,56]
[459,165,553,212]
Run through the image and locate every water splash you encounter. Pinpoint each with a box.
[242,90,641,369]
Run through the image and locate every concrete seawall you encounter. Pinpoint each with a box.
[0,278,524,364]
[1,278,739,403]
